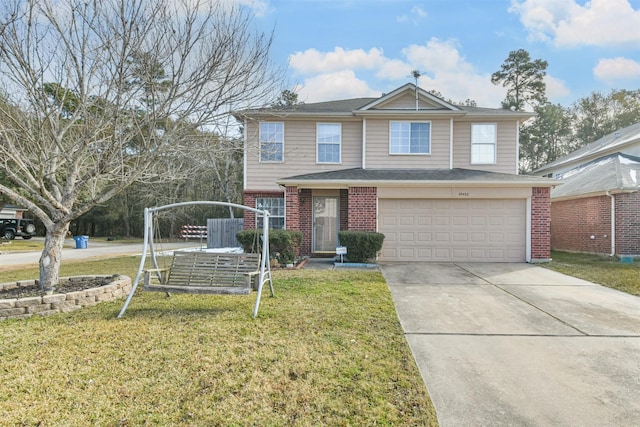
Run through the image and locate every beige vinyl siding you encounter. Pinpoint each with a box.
[365,118,451,168]
[373,92,443,110]
[245,119,362,190]
[452,120,518,174]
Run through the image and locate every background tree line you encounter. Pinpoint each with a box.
[0,0,283,290]
[491,49,640,173]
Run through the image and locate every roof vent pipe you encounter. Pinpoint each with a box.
[411,70,421,111]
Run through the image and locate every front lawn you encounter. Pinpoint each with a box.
[0,260,437,426]
[545,251,640,297]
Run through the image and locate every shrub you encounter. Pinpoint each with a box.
[237,229,303,264]
[338,231,385,263]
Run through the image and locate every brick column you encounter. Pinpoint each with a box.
[339,189,349,232]
[348,186,377,231]
[299,189,313,255]
[285,186,300,231]
[531,187,551,262]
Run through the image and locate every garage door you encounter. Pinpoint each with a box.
[379,199,526,262]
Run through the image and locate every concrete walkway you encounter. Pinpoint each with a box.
[380,262,640,427]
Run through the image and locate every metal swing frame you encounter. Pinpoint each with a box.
[117,201,273,318]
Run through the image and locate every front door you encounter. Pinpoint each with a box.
[313,196,338,252]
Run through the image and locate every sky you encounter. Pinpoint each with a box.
[239,0,640,108]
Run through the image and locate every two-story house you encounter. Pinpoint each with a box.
[234,83,556,263]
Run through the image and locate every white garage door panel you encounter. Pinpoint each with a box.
[379,199,526,262]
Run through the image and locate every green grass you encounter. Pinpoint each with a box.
[0,238,43,252]
[0,259,437,426]
[545,251,640,297]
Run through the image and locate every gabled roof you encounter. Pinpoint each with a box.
[233,83,533,120]
[535,121,640,175]
[276,168,557,188]
[551,153,640,200]
[356,83,461,111]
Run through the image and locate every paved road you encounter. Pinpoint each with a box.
[381,262,640,427]
[0,237,201,269]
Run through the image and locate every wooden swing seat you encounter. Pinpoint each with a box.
[143,251,260,295]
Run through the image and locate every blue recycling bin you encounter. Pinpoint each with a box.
[73,235,89,249]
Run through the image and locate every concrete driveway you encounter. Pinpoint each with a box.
[380,262,640,427]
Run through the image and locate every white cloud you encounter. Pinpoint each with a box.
[397,5,428,24]
[289,47,386,75]
[401,38,504,106]
[296,71,379,103]
[594,57,640,82]
[289,38,514,107]
[510,0,640,47]
[375,59,413,81]
[544,75,570,100]
[235,0,272,17]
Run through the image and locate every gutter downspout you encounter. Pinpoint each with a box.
[515,121,520,175]
[525,197,532,263]
[449,118,453,169]
[606,191,615,257]
[243,118,248,191]
[362,118,367,169]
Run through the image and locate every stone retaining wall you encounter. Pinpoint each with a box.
[0,275,132,321]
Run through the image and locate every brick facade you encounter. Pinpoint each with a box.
[550,192,640,256]
[247,186,556,262]
[550,195,612,254]
[347,186,377,231]
[531,187,551,261]
[616,192,640,255]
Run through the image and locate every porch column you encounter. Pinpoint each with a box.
[348,186,377,231]
[285,186,300,231]
[285,186,313,256]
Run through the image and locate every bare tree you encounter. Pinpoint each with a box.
[0,0,283,291]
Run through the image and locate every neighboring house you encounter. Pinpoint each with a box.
[532,122,640,257]
[0,205,27,219]
[234,83,557,263]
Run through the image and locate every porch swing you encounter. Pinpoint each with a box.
[117,201,273,318]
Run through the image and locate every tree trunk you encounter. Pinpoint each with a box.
[39,224,70,292]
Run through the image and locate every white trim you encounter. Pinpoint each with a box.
[316,122,342,164]
[259,121,285,163]
[357,83,463,112]
[526,196,532,263]
[515,121,520,175]
[389,120,432,155]
[243,118,248,190]
[470,122,497,165]
[607,191,616,256]
[362,118,367,169]
[449,118,454,169]
[256,196,285,229]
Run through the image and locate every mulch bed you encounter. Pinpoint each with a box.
[0,277,115,300]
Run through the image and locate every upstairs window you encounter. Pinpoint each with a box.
[471,123,497,164]
[317,123,342,164]
[259,122,284,162]
[256,197,285,229]
[390,121,431,154]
